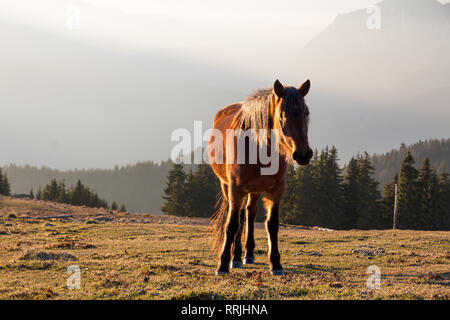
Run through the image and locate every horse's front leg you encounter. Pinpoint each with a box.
[216,187,246,275]
[265,186,285,275]
[244,193,261,264]
[230,208,245,269]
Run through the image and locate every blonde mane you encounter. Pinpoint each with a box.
[233,87,305,156]
[235,88,273,133]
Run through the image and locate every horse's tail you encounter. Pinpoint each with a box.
[209,192,229,254]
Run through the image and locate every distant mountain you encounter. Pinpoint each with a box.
[372,138,450,186]
[298,0,450,162]
[299,0,450,102]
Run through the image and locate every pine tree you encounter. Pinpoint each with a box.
[398,151,420,229]
[120,205,127,213]
[437,165,450,230]
[59,180,70,203]
[0,168,11,196]
[417,158,439,229]
[280,164,298,224]
[111,202,118,210]
[313,147,343,228]
[70,180,86,206]
[342,157,360,229]
[42,179,60,201]
[294,162,318,226]
[161,162,187,216]
[188,163,220,218]
[355,153,381,229]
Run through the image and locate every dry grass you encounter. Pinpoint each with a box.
[0,195,449,300]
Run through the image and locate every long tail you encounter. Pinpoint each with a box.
[209,192,229,254]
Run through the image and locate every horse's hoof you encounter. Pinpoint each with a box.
[271,269,285,276]
[244,257,255,264]
[231,261,243,269]
[215,270,230,276]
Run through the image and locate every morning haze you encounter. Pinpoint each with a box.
[0,0,449,213]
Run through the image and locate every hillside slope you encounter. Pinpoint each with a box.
[0,196,448,300]
[4,138,450,213]
[2,161,173,214]
[372,138,450,185]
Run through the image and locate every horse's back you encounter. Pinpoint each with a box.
[213,103,242,128]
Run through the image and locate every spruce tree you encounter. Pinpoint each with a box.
[161,162,187,216]
[342,157,360,229]
[294,162,318,226]
[437,165,450,230]
[189,163,220,218]
[398,151,420,229]
[355,153,381,229]
[71,180,86,206]
[313,147,343,228]
[417,158,439,229]
[183,169,195,216]
[42,179,60,201]
[111,202,118,210]
[0,168,11,196]
[280,164,298,224]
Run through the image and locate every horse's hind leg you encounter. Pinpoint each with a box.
[244,193,261,264]
[264,186,285,275]
[216,186,246,275]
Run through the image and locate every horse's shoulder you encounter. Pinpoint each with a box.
[214,103,242,124]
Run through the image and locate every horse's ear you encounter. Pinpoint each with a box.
[273,79,285,98]
[298,79,311,97]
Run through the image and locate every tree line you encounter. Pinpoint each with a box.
[161,163,220,218]
[162,147,450,230]
[382,152,450,230]
[3,160,173,213]
[32,179,126,211]
[4,139,448,214]
[372,138,450,186]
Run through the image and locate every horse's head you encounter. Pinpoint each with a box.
[273,79,313,166]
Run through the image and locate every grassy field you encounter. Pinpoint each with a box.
[0,195,449,300]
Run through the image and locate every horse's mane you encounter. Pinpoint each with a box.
[235,88,273,133]
[233,87,305,146]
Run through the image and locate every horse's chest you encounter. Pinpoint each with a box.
[231,165,284,193]
[241,176,279,193]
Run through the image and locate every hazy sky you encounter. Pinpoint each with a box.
[0,0,399,73]
[1,0,449,73]
[0,0,449,169]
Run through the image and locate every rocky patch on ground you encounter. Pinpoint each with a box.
[351,245,386,257]
[19,250,78,261]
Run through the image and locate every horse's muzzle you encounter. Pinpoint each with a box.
[293,148,313,166]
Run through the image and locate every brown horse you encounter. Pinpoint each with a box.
[208,79,313,275]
